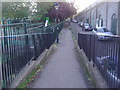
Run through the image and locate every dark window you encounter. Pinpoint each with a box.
[103,28,109,32]
[98,15,103,27]
[111,14,117,35]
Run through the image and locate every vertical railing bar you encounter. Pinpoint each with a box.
[16,36,20,74]
[4,25,9,87]
[18,36,21,71]
[2,36,7,88]
[113,37,117,88]
[7,36,12,84]
[10,23,15,81]
[117,37,120,88]
[7,20,12,84]
[20,35,24,65]
[112,37,116,88]
[14,36,17,77]
[0,21,64,88]
[115,37,118,88]
[99,38,102,73]
[5,25,10,87]
[115,37,118,87]
[0,37,3,89]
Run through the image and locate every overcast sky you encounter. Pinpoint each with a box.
[74,0,96,12]
[67,0,120,13]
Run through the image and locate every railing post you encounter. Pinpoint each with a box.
[32,35,37,60]
[0,38,3,89]
[23,18,30,62]
[92,35,96,67]
[42,25,44,33]
[23,18,27,34]
[118,39,120,80]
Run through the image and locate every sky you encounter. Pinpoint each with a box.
[66,0,97,13]
[67,0,120,13]
[73,0,97,12]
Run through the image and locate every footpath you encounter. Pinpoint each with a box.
[28,28,91,88]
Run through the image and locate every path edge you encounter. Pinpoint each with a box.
[8,43,56,88]
[71,30,108,88]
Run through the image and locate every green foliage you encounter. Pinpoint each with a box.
[37,2,54,15]
[2,2,54,22]
[31,2,54,22]
[17,64,43,88]
[2,2,30,18]
[31,14,42,23]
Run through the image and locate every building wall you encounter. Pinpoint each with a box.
[77,12,86,22]
[91,7,97,27]
[118,2,120,35]
[107,2,118,34]
[76,2,119,35]
[97,3,107,27]
[86,10,91,23]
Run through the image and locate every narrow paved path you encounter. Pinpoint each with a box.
[28,28,88,88]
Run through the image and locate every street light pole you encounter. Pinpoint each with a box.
[54,2,60,23]
[54,2,60,43]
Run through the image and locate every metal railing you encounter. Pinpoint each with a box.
[0,19,64,88]
[0,21,44,36]
[78,33,120,88]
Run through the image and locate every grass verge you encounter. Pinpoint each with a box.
[17,64,43,88]
[71,28,97,88]
[17,43,57,88]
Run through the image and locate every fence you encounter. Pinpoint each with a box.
[0,19,64,88]
[0,18,44,36]
[78,33,120,88]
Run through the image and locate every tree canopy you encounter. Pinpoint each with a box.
[2,2,77,22]
[2,2,30,18]
[48,2,77,22]
[2,2,54,22]
[32,2,54,22]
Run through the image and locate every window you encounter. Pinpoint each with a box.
[103,28,109,32]
[111,14,117,35]
[98,15,103,27]
[86,18,89,23]
[97,29,104,32]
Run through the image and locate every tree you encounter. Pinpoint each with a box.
[2,2,30,18]
[2,2,76,23]
[2,2,54,23]
[31,2,54,22]
[48,2,77,22]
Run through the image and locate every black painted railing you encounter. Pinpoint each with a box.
[0,19,64,88]
[78,33,120,88]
